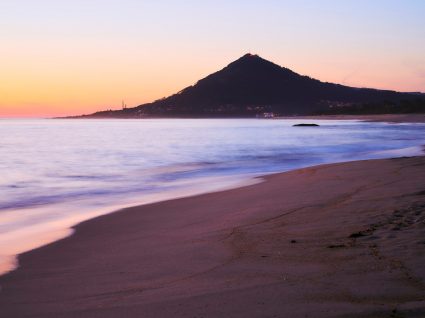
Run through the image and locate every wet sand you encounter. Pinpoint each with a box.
[1,157,425,317]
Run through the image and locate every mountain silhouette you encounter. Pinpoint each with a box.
[73,53,424,118]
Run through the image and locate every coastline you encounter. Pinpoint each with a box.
[0,174,262,276]
[279,113,425,123]
[55,113,425,123]
[2,117,424,279]
[1,157,424,317]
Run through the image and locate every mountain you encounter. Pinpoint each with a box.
[72,54,425,118]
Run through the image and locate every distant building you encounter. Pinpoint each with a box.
[256,112,275,118]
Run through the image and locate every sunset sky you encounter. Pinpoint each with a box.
[1,0,425,117]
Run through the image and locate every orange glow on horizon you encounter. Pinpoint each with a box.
[2,52,424,118]
[1,1,424,117]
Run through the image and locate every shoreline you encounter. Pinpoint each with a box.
[2,117,424,279]
[278,113,425,123]
[0,174,263,276]
[1,157,425,317]
[52,113,425,123]
[1,113,421,122]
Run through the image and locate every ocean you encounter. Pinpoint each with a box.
[1,118,425,274]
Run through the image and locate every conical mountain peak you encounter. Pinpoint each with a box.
[71,54,422,118]
[240,53,261,60]
[223,53,295,78]
[229,53,277,66]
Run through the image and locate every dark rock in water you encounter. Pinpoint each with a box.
[293,123,320,127]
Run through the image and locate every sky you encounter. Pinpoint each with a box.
[1,0,425,117]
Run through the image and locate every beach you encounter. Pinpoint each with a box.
[1,156,424,317]
[3,1,425,317]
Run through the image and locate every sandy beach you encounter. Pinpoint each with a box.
[1,157,425,317]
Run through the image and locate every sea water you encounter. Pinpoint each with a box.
[1,118,425,274]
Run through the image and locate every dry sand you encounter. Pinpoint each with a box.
[1,157,425,317]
